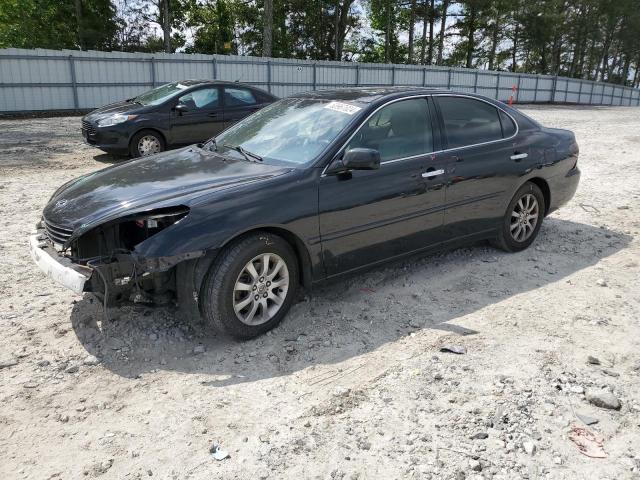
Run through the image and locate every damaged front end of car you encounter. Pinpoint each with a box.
[31,206,205,309]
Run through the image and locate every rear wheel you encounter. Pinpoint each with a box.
[199,232,299,339]
[130,130,164,158]
[492,182,545,252]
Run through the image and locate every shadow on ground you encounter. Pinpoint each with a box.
[70,218,631,387]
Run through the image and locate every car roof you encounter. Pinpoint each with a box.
[292,86,451,104]
[176,79,272,91]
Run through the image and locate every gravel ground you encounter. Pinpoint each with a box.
[0,105,639,480]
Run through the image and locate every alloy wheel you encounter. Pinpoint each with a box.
[510,193,539,242]
[233,253,290,326]
[137,135,161,156]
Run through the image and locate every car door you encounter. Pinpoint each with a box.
[169,86,224,145]
[318,97,448,278]
[433,95,539,238]
[222,87,263,128]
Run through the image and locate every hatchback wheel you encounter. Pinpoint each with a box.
[131,130,164,158]
[493,182,545,252]
[199,232,299,339]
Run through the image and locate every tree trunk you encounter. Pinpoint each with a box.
[427,0,434,65]
[436,0,449,65]
[511,23,518,72]
[385,0,391,62]
[74,0,84,50]
[263,0,273,57]
[420,1,428,64]
[408,0,416,64]
[487,20,498,71]
[465,2,477,69]
[334,1,340,60]
[162,0,171,53]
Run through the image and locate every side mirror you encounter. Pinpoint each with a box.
[343,148,381,171]
[174,103,189,114]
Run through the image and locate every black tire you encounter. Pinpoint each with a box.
[130,129,165,158]
[199,232,299,339]
[492,182,546,252]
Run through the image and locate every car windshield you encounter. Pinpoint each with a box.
[209,98,363,166]
[134,82,190,106]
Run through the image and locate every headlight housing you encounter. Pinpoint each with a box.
[97,113,137,127]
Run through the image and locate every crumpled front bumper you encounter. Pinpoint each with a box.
[29,232,92,294]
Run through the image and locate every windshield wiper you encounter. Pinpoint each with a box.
[223,143,263,162]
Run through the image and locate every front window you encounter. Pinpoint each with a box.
[210,98,362,166]
[345,98,433,162]
[134,82,190,106]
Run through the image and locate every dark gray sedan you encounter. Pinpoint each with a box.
[81,80,277,157]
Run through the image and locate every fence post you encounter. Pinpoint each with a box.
[515,75,521,103]
[312,62,317,90]
[422,67,426,87]
[267,60,272,93]
[355,64,360,87]
[551,75,558,103]
[150,57,156,87]
[473,70,478,93]
[495,72,500,100]
[533,75,539,102]
[588,81,594,104]
[578,80,583,104]
[391,65,395,86]
[68,55,79,110]
[212,57,217,80]
[447,68,452,89]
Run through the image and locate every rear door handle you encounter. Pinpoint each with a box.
[207,112,220,118]
[421,168,445,179]
[511,152,528,161]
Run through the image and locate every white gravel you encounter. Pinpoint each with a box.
[0,105,639,479]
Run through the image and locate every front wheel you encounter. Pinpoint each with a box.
[199,233,299,339]
[492,182,545,252]
[130,130,164,158]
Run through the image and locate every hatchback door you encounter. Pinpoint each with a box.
[222,87,264,129]
[433,95,539,238]
[170,86,224,145]
[318,97,447,278]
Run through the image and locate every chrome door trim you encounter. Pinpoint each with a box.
[510,153,529,160]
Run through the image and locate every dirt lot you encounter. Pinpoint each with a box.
[1,105,639,480]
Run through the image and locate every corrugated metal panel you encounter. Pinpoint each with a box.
[1,48,638,111]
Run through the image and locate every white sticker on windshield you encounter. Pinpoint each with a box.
[324,101,362,115]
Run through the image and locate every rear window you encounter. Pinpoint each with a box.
[224,87,257,107]
[436,96,503,149]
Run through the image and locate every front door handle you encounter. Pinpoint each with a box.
[511,152,528,161]
[207,112,220,118]
[422,168,445,179]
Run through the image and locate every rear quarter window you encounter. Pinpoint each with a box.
[499,110,517,137]
[436,96,504,149]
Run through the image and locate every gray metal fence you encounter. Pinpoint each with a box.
[1,47,639,112]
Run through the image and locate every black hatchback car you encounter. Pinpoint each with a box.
[81,80,277,157]
[32,87,580,339]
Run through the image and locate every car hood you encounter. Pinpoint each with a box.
[83,100,145,122]
[43,147,294,235]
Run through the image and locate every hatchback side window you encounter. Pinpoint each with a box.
[178,87,219,110]
[436,96,503,149]
[224,87,257,107]
[346,98,433,162]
